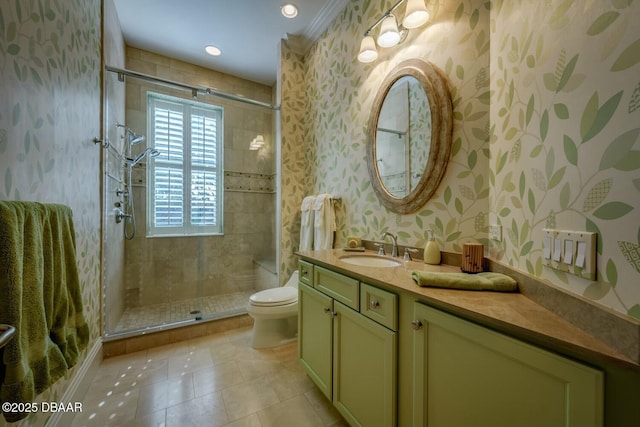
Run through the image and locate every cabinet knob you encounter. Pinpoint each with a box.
[370,300,380,309]
[411,320,423,330]
[302,270,308,276]
[324,308,331,314]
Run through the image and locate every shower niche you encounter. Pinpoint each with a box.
[101,60,278,339]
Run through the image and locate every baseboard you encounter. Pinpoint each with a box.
[46,339,102,427]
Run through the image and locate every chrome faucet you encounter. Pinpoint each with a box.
[380,232,399,257]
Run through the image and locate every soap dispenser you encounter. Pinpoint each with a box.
[424,229,441,265]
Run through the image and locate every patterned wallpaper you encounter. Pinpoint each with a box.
[281,0,640,320]
[279,44,314,279]
[491,0,640,319]
[0,0,101,425]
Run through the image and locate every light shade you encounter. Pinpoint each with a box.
[377,15,401,48]
[357,35,378,63]
[402,0,430,29]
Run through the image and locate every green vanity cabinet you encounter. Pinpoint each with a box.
[298,265,398,427]
[298,282,333,399]
[333,300,397,427]
[411,302,604,427]
[298,259,314,287]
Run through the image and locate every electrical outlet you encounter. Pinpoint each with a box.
[489,225,502,241]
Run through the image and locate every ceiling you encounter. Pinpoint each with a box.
[113,0,348,87]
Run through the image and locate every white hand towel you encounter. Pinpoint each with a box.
[299,196,316,251]
[313,194,336,250]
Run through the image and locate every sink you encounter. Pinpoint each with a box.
[339,254,402,267]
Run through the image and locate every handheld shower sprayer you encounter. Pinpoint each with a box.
[127,148,160,167]
[120,147,160,241]
[116,123,158,241]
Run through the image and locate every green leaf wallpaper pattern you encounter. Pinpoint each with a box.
[492,0,640,319]
[0,0,101,423]
[283,0,640,315]
[281,0,639,321]
[619,241,640,274]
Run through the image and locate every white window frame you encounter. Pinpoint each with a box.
[146,92,224,237]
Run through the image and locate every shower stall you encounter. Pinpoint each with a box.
[101,66,278,339]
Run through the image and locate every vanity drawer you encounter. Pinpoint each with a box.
[360,283,397,331]
[299,260,314,287]
[314,266,359,310]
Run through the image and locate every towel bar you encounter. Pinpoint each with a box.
[0,324,15,349]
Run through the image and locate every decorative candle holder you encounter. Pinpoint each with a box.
[461,242,484,273]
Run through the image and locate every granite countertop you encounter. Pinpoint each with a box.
[297,249,640,372]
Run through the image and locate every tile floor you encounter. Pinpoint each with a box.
[71,327,348,427]
[115,291,255,332]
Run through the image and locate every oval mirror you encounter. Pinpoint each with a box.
[366,59,453,214]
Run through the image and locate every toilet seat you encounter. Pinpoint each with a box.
[249,287,298,307]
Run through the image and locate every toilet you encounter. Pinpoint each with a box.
[247,270,299,349]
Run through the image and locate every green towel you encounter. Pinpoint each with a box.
[412,271,518,292]
[0,202,89,422]
[43,204,90,367]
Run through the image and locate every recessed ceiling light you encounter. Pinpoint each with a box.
[281,3,298,18]
[205,45,221,56]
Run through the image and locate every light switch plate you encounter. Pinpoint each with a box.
[542,229,596,280]
[542,229,556,267]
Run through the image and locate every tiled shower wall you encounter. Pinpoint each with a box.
[117,48,276,313]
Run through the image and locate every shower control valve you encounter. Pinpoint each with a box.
[114,208,131,224]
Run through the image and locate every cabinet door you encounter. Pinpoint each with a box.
[334,301,397,427]
[298,283,333,400]
[412,302,603,427]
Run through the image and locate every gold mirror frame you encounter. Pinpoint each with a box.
[366,58,453,214]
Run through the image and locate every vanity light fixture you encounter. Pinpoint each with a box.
[357,0,430,63]
[357,35,379,63]
[281,3,298,19]
[249,134,265,150]
[377,15,402,48]
[403,0,430,28]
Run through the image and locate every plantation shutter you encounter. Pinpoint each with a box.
[147,93,223,236]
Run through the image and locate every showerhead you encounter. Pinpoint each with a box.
[130,134,145,145]
[117,123,145,145]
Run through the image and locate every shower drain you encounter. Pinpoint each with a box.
[190,310,200,315]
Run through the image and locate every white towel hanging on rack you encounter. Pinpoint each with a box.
[299,196,316,251]
[313,194,336,250]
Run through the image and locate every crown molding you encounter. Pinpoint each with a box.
[285,0,349,56]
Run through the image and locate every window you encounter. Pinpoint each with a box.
[147,93,223,236]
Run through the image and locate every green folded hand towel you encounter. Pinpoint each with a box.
[411,271,518,292]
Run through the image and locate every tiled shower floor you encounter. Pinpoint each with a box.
[114,290,256,332]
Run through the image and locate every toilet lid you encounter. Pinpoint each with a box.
[250,287,298,307]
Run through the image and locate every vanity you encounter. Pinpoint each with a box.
[293,55,639,426]
[297,249,640,427]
